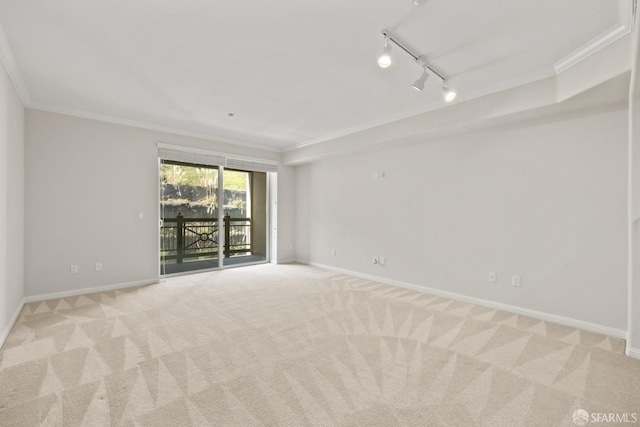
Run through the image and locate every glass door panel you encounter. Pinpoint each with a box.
[222,169,268,266]
[160,161,219,275]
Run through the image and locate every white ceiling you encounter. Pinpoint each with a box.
[0,0,631,151]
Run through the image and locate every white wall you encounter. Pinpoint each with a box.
[24,109,281,297]
[275,165,296,262]
[630,97,640,356]
[294,163,311,263]
[0,59,24,344]
[627,21,640,357]
[295,108,628,331]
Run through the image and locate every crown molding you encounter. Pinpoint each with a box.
[0,24,31,106]
[29,103,284,153]
[554,0,633,75]
[554,24,631,75]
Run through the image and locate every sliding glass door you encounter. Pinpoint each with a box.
[159,157,269,275]
[160,161,220,275]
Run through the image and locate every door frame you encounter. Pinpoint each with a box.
[158,159,273,278]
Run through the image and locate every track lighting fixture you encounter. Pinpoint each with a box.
[377,38,392,68]
[412,67,429,92]
[378,30,457,102]
[442,84,457,102]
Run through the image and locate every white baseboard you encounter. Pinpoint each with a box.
[309,262,627,340]
[0,297,26,351]
[275,258,306,265]
[627,347,640,359]
[24,278,160,304]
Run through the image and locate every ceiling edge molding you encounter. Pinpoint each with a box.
[0,24,31,106]
[554,0,633,74]
[286,67,556,152]
[28,103,283,154]
[554,0,632,76]
[554,24,629,74]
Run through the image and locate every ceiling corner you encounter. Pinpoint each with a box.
[0,24,31,106]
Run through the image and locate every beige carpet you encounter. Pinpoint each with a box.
[0,264,638,426]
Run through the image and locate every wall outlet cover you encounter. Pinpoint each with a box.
[512,275,521,287]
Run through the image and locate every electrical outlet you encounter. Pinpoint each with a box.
[70,265,79,274]
[95,262,103,272]
[489,272,497,283]
[512,275,521,287]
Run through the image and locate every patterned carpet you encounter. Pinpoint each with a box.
[0,264,638,426]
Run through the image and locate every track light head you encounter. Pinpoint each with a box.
[412,68,429,92]
[377,38,392,68]
[442,84,457,102]
[376,31,459,99]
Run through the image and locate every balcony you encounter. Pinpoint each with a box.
[160,213,264,274]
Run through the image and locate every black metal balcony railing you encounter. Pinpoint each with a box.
[161,214,251,263]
